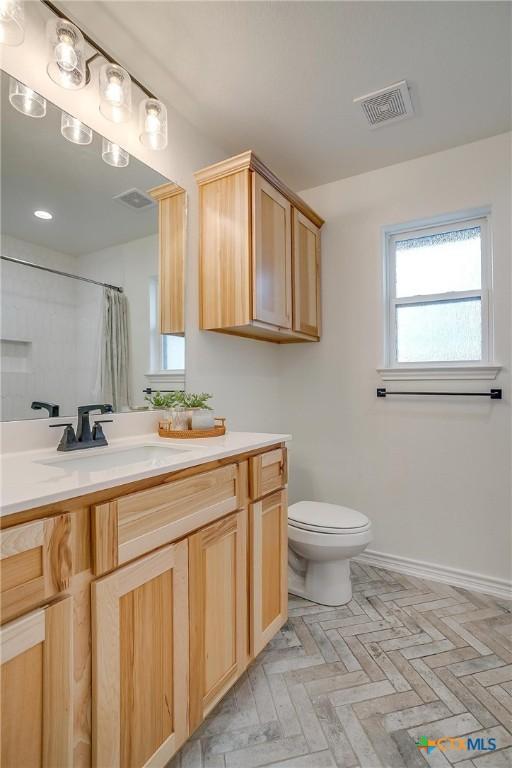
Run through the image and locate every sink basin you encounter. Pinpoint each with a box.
[39,444,192,472]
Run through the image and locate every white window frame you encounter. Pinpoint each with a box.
[379,208,501,381]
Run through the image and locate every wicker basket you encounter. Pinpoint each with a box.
[158,417,226,439]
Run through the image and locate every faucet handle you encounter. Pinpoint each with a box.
[50,423,77,451]
[92,419,112,444]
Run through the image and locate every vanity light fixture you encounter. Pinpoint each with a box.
[0,0,24,45]
[99,63,131,123]
[139,98,168,150]
[46,17,86,89]
[102,138,129,168]
[61,112,92,144]
[9,77,46,117]
[34,210,53,219]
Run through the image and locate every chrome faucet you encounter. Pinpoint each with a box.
[50,404,113,451]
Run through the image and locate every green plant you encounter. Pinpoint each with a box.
[144,390,182,409]
[180,392,213,410]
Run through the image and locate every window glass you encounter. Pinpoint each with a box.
[395,226,481,298]
[396,297,482,363]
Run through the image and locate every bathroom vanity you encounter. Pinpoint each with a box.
[0,431,289,768]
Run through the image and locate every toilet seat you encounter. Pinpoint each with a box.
[288,501,370,535]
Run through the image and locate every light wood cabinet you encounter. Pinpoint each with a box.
[293,209,321,337]
[252,173,292,328]
[1,515,72,623]
[251,490,288,656]
[2,443,288,767]
[149,182,186,336]
[196,151,323,343]
[189,510,248,731]
[1,597,73,768]
[91,542,189,768]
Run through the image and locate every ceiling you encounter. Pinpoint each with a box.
[1,72,169,255]
[60,0,511,190]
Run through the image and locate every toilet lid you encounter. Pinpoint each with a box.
[288,501,370,534]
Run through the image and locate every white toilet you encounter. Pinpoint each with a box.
[288,501,372,606]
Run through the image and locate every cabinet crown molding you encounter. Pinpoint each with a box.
[195,150,324,228]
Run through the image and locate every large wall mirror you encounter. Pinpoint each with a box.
[1,72,186,422]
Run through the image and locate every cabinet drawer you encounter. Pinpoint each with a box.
[92,464,239,575]
[249,447,287,500]
[1,516,72,624]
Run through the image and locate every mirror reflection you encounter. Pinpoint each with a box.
[1,73,185,422]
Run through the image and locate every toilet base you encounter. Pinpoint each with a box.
[288,559,352,606]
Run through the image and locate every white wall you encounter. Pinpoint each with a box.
[279,133,511,584]
[0,235,80,419]
[1,3,282,431]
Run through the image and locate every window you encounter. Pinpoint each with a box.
[383,212,495,375]
[148,276,185,373]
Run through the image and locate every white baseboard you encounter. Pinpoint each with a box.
[356,549,512,602]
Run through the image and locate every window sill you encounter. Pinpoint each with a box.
[377,364,502,381]
[145,370,185,390]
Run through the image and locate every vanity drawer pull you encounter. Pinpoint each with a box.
[92,464,239,575]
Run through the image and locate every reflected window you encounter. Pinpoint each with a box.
[149,276,185,371]
[384,213,493,367]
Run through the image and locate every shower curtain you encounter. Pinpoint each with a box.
[98,287,130,411]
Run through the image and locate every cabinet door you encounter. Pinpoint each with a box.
[1,515,72,623]
[92,542,188,768]
[252,173,292,328]
[251,490,288,656]
[1,597,73,768]
[189,511,247,732]
[293,209,321,337]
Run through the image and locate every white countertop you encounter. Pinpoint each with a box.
[0,431,291,517]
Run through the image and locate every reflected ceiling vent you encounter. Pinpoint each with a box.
[354,80,414,128]
[113,188,155,210]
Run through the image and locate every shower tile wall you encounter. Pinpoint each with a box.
[1,235,83,420]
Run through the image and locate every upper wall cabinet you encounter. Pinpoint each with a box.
[195,151,323,343]
[150,182,187,336]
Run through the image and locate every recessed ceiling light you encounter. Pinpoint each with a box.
[34,210,53,220]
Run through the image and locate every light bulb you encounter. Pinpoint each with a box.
[55,34,77,72]
[139,98,168,150]
[99,64,131,123]
[0,0,24,46]
[9,77,46,118]
[47,18,85,89]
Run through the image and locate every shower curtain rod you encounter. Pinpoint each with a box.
[1,255,123,292]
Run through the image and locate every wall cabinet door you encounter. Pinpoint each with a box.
[293,209,321,337]
[1,597,73,768]
[251,490,288,656]
[189,510,248,732]
[252,173,292,329]
[92,541,189,768]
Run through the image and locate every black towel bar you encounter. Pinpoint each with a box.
[377,388,502,399]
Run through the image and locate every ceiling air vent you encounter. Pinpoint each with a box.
[354,80,414,128]
[113,188,155,210]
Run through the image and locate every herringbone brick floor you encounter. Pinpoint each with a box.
[170,563,512,768]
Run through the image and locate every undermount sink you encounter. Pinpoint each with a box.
[39,444,192,472]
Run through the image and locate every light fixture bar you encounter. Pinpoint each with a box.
[40,0,158,101]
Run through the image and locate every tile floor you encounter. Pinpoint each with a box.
[169,563,512,768]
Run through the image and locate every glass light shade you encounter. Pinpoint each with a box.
[139,98,167,150]
[9,77,46,117]
[46,18,86,89]
[61,112,92,144]
[102,138,129,168]
[0,0,24,45]
[99,63,132,123]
